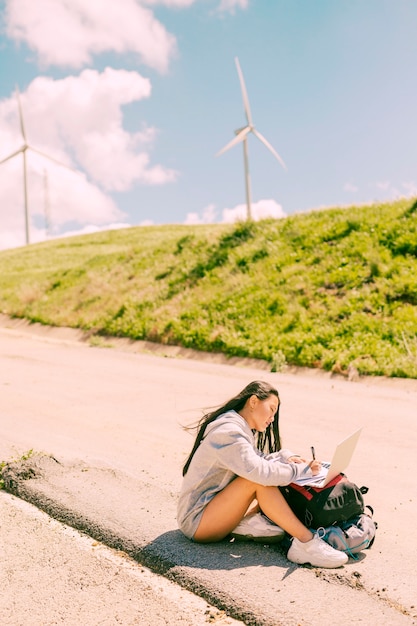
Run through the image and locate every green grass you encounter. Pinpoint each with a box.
[1,198,417,378]
[0,449,35,490]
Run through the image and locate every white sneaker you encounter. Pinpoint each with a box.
[287,530,349,568]
[231,512,285,543]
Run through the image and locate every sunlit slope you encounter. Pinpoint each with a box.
[0,198,416,378]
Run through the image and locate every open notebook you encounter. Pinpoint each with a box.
[294,428,362,488]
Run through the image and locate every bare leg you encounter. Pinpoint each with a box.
[193,477,313,543]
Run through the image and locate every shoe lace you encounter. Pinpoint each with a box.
[316,526,359,559]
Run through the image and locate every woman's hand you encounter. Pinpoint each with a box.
[310,460,322,475]
[288,456,322,475]
[287,455,306,463]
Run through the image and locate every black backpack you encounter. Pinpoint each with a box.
[279,473,367,528]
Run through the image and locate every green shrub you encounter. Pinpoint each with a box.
[0,200,416,378]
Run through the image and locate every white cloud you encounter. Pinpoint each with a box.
[222,199,286,223]
[0,68,178,248]
[184,212,201,225]
[4,0,178,72]
[55,222,131,240]
[0,152,124,248]
[372,181,405,199]
[40,68,175,189]
[1,69,178,191]
[185,199,286,225]
[1,0,253,250]
[371,181,417,202]
[0,229,27,251]
[184,203,217,224]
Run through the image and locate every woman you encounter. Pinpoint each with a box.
[177,380,347,568]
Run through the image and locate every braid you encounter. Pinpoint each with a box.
[182,380,281,475]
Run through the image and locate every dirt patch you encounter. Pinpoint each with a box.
[1,453,60,493]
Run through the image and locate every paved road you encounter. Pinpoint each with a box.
[1,317,417,625]
[0,490,240,626]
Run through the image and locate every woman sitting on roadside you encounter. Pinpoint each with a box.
[177,380,348,568]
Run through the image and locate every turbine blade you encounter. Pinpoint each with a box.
[235,57,253,127]
[252,129,287,171]
[15,86,27,143]
[29,146,76,172]
[216,126,250,157]
[0,147,24,165]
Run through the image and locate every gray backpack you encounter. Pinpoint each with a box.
[322,509,377,558]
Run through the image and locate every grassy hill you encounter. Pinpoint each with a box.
[0,197,416,379]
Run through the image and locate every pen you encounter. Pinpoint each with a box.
[301,447,316,475]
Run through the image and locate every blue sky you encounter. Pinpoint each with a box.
[0,0,416,249]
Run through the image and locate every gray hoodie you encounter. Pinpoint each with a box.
[177,410,313,539]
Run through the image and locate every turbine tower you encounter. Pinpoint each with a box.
[0,86,75,245]
[216,57,287,221]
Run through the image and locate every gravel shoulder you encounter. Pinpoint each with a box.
[0,489,239,626]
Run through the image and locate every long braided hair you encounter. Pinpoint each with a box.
[182,380,281,476]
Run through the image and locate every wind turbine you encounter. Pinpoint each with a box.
[0,86,76,245]
[216,57,287,221]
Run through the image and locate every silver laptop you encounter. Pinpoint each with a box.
[296,428,362,488]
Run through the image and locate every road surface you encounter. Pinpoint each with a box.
[1,316,416,625]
